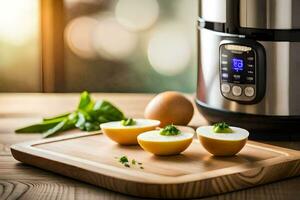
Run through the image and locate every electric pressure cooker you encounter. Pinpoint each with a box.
[196,0,300,139]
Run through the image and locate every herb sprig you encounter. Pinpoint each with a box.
[160,125,181,136]
[15,91,125,138]
[121,118,136,126]
[213,122,233,133]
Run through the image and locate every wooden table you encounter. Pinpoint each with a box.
[1,93,300,200]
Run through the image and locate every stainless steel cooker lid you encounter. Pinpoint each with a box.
[200,0,300,30]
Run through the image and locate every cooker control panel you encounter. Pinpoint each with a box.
[219,39,266,104]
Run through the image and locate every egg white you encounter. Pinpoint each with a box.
[100,119,160,129]
[196,126,249,141]
[138,130,194,142]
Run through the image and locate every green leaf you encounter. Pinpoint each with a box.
[42,119,68,138]
[75,111,86,129]
[75,110,100,132]
[42,113,78,138]
[43,113,70,122]
[77,91,93,110]
[15,121,61,133]
[91,100,125,123]
[14,91,126,137]
[83,121,100,132]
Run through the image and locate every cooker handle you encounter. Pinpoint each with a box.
[226,0,240,33]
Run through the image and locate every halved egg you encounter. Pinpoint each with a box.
[196,126,249,156]
[137,127,194,156]
[100,119,160,145]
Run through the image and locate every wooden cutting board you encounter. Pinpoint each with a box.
[11,132,300,199]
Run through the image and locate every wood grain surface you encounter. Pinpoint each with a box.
[1,93,300,200]
[10,132,300,199]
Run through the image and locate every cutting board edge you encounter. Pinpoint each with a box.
[10,133,300,199]
[10,144,300,199]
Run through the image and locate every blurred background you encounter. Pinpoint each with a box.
[0,0,198,93]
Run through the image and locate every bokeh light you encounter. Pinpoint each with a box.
[0,0,38,45]
[147,23,191,76]
[92,15,137,60]
[65,16,98,59]
[65,0,103,6]
[115,0,159,31]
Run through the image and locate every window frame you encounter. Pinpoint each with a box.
[41,0,65,92]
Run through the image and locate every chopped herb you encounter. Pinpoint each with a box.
[124,163,130,168]
[119,155,129,164]
[160,125,181,136]
[116,155,143,169]
[121,118,136,126]
[213,122,233,133]
[132,159,136,165]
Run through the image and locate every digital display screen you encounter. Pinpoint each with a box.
[231,58,244,72]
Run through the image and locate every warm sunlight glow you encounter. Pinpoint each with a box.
[65,16,98,59]
[93,15,137,60]
[147,23,191,76]
[115,0,159,31]
[0,0,38,45]
[65,0,104,9]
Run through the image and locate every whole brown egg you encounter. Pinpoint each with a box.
[144,91,194,127]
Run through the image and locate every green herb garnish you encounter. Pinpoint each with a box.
[213,122,233,133]
[132,159,136,165]
[119,155,129,164]
[124,163,130,168]
[15,91,125,138]
[160,125,181,136]
[121,118,136,126]
[116,155,143,169]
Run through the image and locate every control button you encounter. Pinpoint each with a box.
[221,67,228,71]
[247,57,254,61]
[221,84,230,93]
[245,87,255,97]
[247,70,254,74]
[232,86,242,96]
[221,54,228,58]
[222,73,229,79]
[221,61,228,65]
[246,76,254,81]
[247,64,254,68]
[233,74,241,79]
